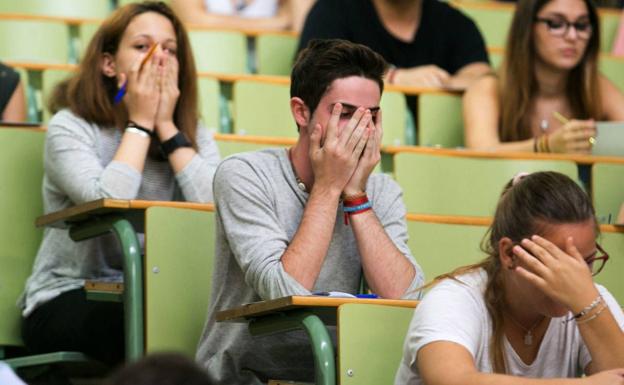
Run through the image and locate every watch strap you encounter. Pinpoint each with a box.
[160,132,192,157]
[127,121,155,138]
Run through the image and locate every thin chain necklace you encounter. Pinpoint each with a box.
[504,311,545,346]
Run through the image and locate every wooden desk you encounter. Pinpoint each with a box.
[216,296,418,385]
[36,199,214,361]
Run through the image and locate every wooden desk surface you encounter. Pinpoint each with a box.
[216,295,419,322]
[36,198,215,228]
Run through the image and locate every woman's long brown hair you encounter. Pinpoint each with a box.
[424,172,597,373]
[49,1,199,148]
[499,0,601,142]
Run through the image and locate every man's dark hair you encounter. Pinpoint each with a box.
[106,353,213,385]
[290,39,387,116]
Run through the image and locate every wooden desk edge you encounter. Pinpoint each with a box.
[36,199,215,227]
[216,296,419,322]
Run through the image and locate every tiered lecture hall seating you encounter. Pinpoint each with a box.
[3,3,624,383]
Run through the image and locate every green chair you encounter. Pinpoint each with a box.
[198,77,222,131]
[215,135,293,158]
[455,4,514,48]
[595,229,624,304]
[592,162,624,225]
[337,304,415,385]
[394,152,578,216]
[488,49,504,70]
[41,69,73,122]
[0,20,70,64]
[255,33,298,76]
[599,55,624,93]
[407,219,487,282]
[189,30,248,74]
[380,90,410,146]
[0,0,111,18]
[418,93,463,148]
[144,207,215,356]
[599,10,621,54]
[232,80,295,137]
[0,127,45,353]
[78,22,102,60]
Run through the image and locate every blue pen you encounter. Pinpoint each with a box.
[355,294,378,299]
[113,42,158,104]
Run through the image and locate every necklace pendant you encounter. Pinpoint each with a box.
[524,332,533,346]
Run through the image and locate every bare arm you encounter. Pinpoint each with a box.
[463,75,535,152]
[600,75,624,121]
[171,0,291,30]
[289,0,315,32]
[514,236,624,374]
[1,80,26,122]
[417,342,624,385]
[350,210,415,299]
[446,62,492,91]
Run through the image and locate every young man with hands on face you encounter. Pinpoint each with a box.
[196,39,424,384]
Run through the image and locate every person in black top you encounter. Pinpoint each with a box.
[0,62,26,122]
[297,0,490,91]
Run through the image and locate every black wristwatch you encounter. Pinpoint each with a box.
[160,132,192,157]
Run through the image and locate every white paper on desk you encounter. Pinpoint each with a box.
[593,122,624,157]
[312,291,357,298]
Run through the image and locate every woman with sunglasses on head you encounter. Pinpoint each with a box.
[395,171,624,385]
[463,0,624,154]
[19,2,219,366]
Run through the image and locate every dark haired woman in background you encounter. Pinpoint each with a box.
[463,0,624,153]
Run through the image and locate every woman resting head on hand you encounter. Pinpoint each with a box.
[463,0,624,154]
[395,171,624,385]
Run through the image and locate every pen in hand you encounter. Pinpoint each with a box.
[113,43,159,104]
[552,111,596,145]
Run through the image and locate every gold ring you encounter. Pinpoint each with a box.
[589,136,596,145]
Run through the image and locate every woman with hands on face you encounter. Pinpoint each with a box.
[19,2,219,366]
[395,171,624,385]
[463,0,624,154]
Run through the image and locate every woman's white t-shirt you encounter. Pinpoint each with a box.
[395,269,624,385]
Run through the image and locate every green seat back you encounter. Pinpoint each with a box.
[0,20,70,63]
[489,50,504,69]
[78,22,102,61]
[0,127,45,347]
[599,10,621,54]
[595,229,624,304]
[198,77,221,131]
[41,69,73,123]
[0,0,110,18]
[456,5,513,48]
[380,90,409,146]
[189,30,248,74]
[144,207,216,356]
[407,220,487,282]
[599,55,624,93]
[592,163,624,224]
[338,304,414,385]
[232,80,295,137]
[215,139,290,159]
[256,33,297,76]
[418,93,463,148]
[394,152,578,216]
